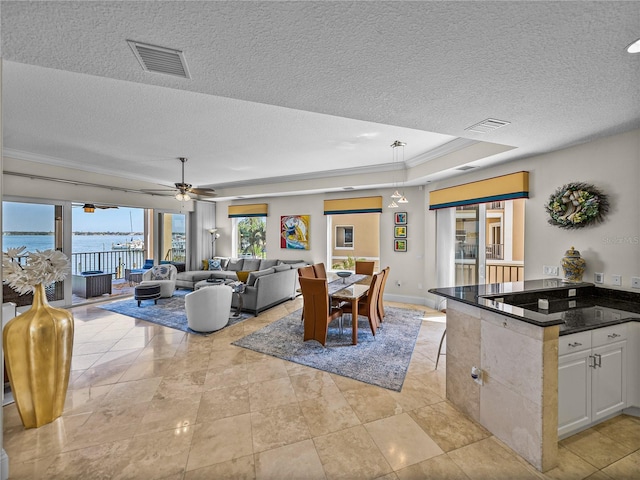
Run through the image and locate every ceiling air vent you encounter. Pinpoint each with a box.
[127,40,191,79]
[465,118,510,134]
[456,166,476,171]
[343,187,355,190]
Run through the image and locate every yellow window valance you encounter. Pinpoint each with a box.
[323,196,383,215]
[429,171,529,210]
[228,203,269,218]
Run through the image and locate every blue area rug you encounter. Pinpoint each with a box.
[232,307,423,391]
[98,289,251,335]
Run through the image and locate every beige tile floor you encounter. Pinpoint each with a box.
[3,297,639,479]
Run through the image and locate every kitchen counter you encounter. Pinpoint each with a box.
[429,279,640,335]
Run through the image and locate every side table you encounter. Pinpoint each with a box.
[227,281,246,318]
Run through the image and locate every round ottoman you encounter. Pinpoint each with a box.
[134,283,161,307]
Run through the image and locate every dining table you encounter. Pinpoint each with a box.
[329,273,372,345]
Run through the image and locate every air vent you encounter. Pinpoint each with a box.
[343,187,355,190]
[456,166,476,171]
[465,118,510,134]
[127,40,191,79]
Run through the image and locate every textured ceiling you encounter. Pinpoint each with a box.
[2,1,639,199]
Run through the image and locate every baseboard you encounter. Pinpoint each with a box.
[384,294,440,309]
[623,406,640,418]
[1,449,8,480]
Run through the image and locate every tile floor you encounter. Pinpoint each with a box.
[3,297,639,479]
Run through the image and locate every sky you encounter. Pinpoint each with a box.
[3,202,147,232]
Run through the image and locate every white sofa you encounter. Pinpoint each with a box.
[140,264,178,298]
[185,285,232,332]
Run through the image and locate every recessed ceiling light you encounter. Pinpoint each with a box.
[626,37,640,53]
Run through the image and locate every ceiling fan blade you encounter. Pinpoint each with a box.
[95,205,119,209]
[189,188,217,197]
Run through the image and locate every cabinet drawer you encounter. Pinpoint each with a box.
[592,324,627,347]
[559,331,592,355]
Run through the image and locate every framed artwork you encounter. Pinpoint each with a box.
[281,215,310,250]
[394,239,407,252]
[394,226,407,238]
[394,212,407,225]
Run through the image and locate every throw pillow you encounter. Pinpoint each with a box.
[226,259,245,272]
[236,271,251,283]
[202,259,209,270]
[208,258,222,271]
[246,268,275,286]
[150,266,171,280]
[242,258,261,271]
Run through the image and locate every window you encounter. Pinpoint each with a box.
[335,225,354,249]
[235,217,266,259]
[329,213,379,271]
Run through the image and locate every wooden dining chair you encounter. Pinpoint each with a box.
[312,262,327,279]
[355,260,375,275]
[299,276,344,346]
[341,271,382,336]
[298,265,317,323]
[377,267,390,323]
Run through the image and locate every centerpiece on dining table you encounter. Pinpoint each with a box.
[336,271,352,283]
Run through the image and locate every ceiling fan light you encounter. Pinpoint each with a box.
[83,204,95,213]
[391,190,402,199]
[175,192,191,202]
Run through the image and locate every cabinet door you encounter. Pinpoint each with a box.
[592,340,627,422]
[558,349,593,437]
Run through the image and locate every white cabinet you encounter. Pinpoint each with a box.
[558,324,627,438]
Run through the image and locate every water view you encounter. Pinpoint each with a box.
[3,233,145,254]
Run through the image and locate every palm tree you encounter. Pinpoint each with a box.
[237,217,266,258]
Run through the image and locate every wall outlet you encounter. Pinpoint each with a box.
[543,265,559,276]
[611,274,622,286]
[594,272,604,284]
[632,277,640,289]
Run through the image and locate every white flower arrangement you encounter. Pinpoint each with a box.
[2,246,70,295]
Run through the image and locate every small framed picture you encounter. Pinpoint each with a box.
[394,226,407,238]
[394,212,407,225]
[394,239,407,252]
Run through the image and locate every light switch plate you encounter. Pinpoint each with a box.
[543,265,559,276]
[594,272,604,284]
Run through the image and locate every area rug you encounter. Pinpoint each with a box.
[232,306,423,391]
[98,289,252,335]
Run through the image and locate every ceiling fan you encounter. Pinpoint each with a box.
[73,203,119,213]
[145,157,216,201]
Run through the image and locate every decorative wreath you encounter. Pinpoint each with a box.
[546,182,609,229]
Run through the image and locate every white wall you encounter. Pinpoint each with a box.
[217,128,639,308]
[425,128,640,305]
[216,186,431,305]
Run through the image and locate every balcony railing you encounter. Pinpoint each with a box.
[71,250,148,279]
[485,244,504,260]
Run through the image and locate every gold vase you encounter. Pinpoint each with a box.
[3,283,74,428]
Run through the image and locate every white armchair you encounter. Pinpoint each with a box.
[185,285,232,332]
[140,264,177,298]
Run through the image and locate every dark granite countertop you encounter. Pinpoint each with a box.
[429,279,640,335]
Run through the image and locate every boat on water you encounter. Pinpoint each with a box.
[112,239,144,250]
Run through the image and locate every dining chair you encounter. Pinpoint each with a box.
[299,276,344,346]
[355,260,375,275]
[312,262,327,279]
[297,265,317,323]
[377,267,390,323]
[341,271,382,336]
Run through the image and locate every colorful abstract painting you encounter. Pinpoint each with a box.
[281,215,310,250]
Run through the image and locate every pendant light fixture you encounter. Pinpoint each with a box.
[388,140,408,208]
